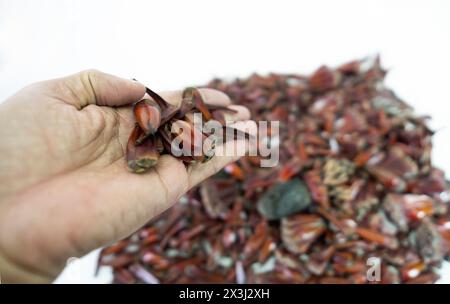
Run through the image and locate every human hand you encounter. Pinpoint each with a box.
[0,70,253,283]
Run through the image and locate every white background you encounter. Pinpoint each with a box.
[0,0,449,283]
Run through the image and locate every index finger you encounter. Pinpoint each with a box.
[144,88,231,108]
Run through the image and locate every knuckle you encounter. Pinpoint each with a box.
[78,69,104,104]
[80,69,103,87]
[83,68,102,77]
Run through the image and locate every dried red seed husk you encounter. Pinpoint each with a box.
[126,86,251,172]
[133,99,161,137]
[102,57,449,284]
[224,163,245,180]
[101,253,134,268]
[134,135,160,170]
[114,268,137,284]
[281,214,326,254]
[401,261,426,281]
[145,87,172,112]
[309,65,340,93]
[126,125,160,173]
[182,87,212,121]
[355,227,399,250]
[243,220,268,257]
[304,169,330,209]
[170,119,204,161]
[126,125,144,173]
[101,240,128,255]
[304,245,335,275]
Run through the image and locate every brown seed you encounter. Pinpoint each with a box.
[134,99,161,137]
[126,126,159,173]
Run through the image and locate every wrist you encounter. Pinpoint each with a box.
[0,204,55,283]
[0,250,53,283]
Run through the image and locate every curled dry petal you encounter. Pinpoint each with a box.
[281,214,326,254]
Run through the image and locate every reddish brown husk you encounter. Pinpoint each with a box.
[126,125,160,173]
[134,99,161,137]
[126,87,249,173]
[103,57,450,283]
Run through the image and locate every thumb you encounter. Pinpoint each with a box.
[58,69,145,109]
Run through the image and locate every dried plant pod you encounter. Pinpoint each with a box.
[126,86,250,172]
[281,214,326,254]
[126,125,160,173]
[134,99,161,137]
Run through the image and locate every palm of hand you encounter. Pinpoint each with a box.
[0,70,252,282]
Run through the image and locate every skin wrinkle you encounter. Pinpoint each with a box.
[102,119,127,165]
[102,77,123,107]
[83,70,99,107]
[83,111,111,164]
[75,107,123,167]
[174,165,191,201]
[154,165,172,208]
[72,109,105,158]
[42,82,77,108]
[152,174,173,220]
[113,108,126,159]
[60,78,87,110]
[115,110,135,155]
[37,94,90,166]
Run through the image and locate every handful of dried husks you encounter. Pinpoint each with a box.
[127,87,250,173]
[99,57,450,284]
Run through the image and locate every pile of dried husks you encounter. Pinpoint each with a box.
[99,57,450,284]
